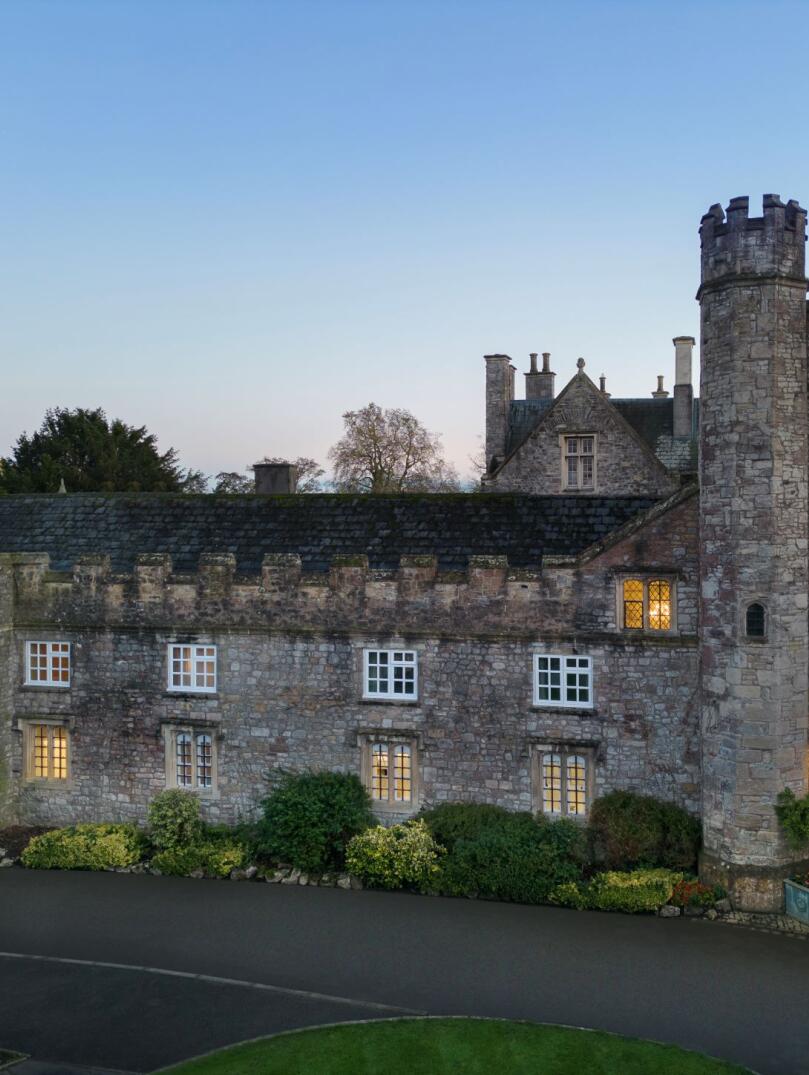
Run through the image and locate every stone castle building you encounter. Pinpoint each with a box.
[0,194,806,910]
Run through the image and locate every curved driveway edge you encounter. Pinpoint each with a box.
[0,869,805,1074]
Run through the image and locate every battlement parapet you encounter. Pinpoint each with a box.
[699,195,807,290]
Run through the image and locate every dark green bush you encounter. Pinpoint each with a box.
[432,810,587,904]
[421,802,532,852]
[21,823,146,870]
[255,770,374,873]
[151,835,246,878]
[550,868,681,913]
[147,789,204,851]
[588,791,700,871]
[775,788,809,850]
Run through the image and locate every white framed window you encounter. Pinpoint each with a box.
[164,726,216,791]
[361,735,418,808]
[25,641,71,687]
[363,649,418,700]
[533,654,593,709]
[620,578,675,631]
[562,435,596,491]
[23,721,69,781]
[167,644,217,693]
[534,746,592,818]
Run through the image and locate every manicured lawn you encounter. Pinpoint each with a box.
[160,1018,750,1074]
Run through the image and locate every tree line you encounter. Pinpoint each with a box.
[0,403,473,495]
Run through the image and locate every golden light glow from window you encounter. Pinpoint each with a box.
[393,744,412,802]
[371,743,389,800]
[623,579,644,629]
[542,753,562,813]
[648,580,671,631]
[566,755,587,815]
[32,724,67,779]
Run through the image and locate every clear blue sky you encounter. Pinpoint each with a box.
[2,0,807,482]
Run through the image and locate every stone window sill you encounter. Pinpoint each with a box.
[359,697,420,706]
[163,692,220,700]
[531,706,598,717]
[19,685,71,693]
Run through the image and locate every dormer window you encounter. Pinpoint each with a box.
[562,435,596,491]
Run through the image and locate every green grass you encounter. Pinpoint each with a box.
[159,1018,750,1075]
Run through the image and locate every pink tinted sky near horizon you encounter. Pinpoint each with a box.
[1,1,806,483]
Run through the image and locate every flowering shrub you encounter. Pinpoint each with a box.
[669,877,724,909]
[346,820,443,890]
[21,824,146,871]
[550,868,681,913]
[151,837,246,878]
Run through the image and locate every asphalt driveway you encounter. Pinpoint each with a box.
[0,869,807,1074]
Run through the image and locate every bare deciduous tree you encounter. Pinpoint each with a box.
[328,403,459,493]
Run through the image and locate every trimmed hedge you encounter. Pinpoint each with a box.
[151,834,246,878]
[425,805,587,904]
[550,868,681,913]
[588,791,700,871]
[255,771,375,873]
[21,823,145,871]
[346,820,443,890]
[421,802,531,852]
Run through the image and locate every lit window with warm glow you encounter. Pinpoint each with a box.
[363,650,418,700]
[534,655,593,709]
[25,641,71,687]
[166,726,216,791]
[167,644,217,693]
[364,738,416,807]
[24,723,68,780]
[538,747,590,818]
[621,578,674,632]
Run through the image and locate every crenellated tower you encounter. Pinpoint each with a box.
[698,194,809,909]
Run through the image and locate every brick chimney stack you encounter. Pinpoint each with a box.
[525,352,555,401]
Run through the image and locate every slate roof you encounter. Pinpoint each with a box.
[507,397,699,472]
[0,493,660,575]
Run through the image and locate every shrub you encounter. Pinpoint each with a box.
[346,820,443,890]
[21,823,145,871]
[420,802,530,852]
[434,812,587,904]
[255,770,374,873]
[551,868,680,913]
[775,788,809,850]
[147,789,204,851]
[588,791,700,871]
[670,877,725,909]
[152,835,247,878]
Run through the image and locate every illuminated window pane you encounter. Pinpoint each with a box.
[371,743,389,800]
[566,755,587,816]
[393,744,412,802]
[623,579,644,629]
[34,725,49,777]
[648,580,671,631]
[542,753,562,813]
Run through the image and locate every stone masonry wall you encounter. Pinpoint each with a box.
[486,372,679,498]
[699,196,809,908]
[6,493,701,827]
[0,559,14,823]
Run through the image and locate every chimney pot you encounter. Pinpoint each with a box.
[529,352,538,373]
[652,375,669,399]
[542,352,551,372]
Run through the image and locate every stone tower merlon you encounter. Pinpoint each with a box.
[698,193,809,911]
[485,354,515,472]
[525,352,556,401]
[698,195,807,292]
[672,336,695,439]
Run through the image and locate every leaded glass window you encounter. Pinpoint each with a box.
[538,748,590,817]
[26,723,68,780]
[176,732,193,787]
[365,738,416,806]
[620,578,674,631]
[167,727,216,791]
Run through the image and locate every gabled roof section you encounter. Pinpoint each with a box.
[0,492,661,575]
[491,366,674,481]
